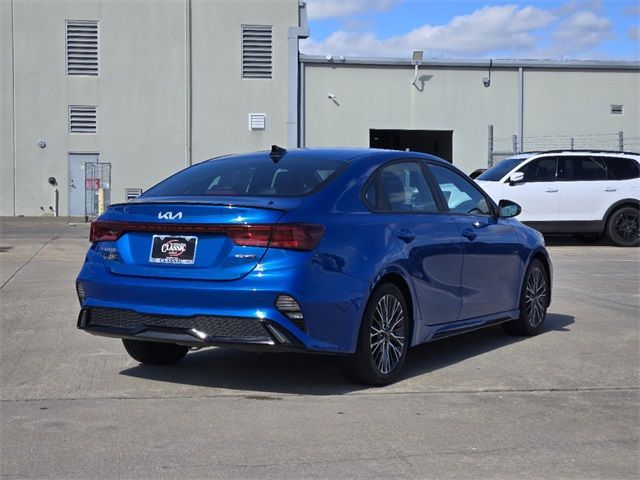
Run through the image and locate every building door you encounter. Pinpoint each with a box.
[68,153,98,216]
[370,129,453,162]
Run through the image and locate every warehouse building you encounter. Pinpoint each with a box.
[1,0,639,217]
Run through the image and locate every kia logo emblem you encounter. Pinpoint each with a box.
[158,211,182,220]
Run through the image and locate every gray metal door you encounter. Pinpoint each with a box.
[68,153,98,215]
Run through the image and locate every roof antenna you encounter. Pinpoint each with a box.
[270,145,287,162]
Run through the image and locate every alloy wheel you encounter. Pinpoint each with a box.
[613,211,639,244]
[525,266,547,328]
[370,294,405,374]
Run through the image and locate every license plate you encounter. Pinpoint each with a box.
[149,235,198,265]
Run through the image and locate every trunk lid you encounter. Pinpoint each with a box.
[96,199,300,281]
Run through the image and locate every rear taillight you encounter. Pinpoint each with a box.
[89,221,324,251]
[225,225,272,248]
[269,225,324,251]
[89,221,124,242]
[226,224,324,251]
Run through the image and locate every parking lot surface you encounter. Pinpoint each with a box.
[1,217,638,479]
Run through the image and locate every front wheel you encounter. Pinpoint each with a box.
[503,259,549,336]
[607,206,639,247]
[122,339,189,365]
[340,283,409,386]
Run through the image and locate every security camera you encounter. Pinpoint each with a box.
[482,77,490,88]
[48,177,57,186]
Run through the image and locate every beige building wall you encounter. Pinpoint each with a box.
[3,0,298,216]
[523,69,639,138]
[190,0,297,161]
[302,60,640,173]
[0,0,15,216]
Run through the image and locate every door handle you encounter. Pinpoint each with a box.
[461,228,477,241]
[69,179,77,189]
[545,188,558,193]
[604,187,617,192]
[394,228,415,243]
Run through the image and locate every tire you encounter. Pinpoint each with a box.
[606,206,639,247]
[503,259,549,336]
[572,232,603,243]
[340,283,410,386]
[122,339,189,365]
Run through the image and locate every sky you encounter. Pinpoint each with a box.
[301,0,640,60]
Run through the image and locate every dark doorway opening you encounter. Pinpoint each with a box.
[370,129,453,162]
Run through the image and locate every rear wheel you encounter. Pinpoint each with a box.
[122,339,189,365]
[607,206,639,247]
[503,259,549,336]
[340,283,409,386]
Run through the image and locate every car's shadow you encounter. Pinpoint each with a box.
[543,234,613,247]
[120,313,574,395]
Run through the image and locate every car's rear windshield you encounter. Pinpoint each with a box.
[477,156,530,181]
[142,155,346,198]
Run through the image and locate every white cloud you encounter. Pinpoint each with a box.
[629,26,640,42]
[552,12,612,54]
[302,4,557,57]
[306,0,397,20]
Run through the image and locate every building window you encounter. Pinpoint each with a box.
[69,106,97,133]
[66,20,99,76]
[242,25,272,79]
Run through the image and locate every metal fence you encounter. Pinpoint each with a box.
[487,127,639,167]
[84,162,111,217]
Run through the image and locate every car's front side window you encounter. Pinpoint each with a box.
[429,164,493,216]
[518,157,558,182]
[365,161,438,212]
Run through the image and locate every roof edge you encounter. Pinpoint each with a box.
[299,55,640,70]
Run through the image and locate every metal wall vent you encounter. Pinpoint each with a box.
[125,188,143,201]
[66,21,99,76]
[248,113,266,130]
[242,25,273,79]
[69,106,97,133]
[610,104,623,115]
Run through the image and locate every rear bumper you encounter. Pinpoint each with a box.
[76,246,369,353]
[77,307,307,352]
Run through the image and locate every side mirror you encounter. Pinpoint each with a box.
[498,199,521,218]
[508,171,524,185]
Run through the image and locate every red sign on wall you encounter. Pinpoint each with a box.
[85,178,101,189]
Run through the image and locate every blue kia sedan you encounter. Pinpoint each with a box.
[76,147,551,385]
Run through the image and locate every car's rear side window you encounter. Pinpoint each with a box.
[602,157,640,180]
[557,156,607,181]
[143,156,345,197]
[364,161,438,212]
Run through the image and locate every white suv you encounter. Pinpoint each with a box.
[475,151,640,247]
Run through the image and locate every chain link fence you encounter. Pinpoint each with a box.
[487,127,639,167]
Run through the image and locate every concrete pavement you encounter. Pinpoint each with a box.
[1,217,638,479]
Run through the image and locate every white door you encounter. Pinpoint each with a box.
[68,153,98,216]
[502,156,560,222]
[555,156,614,221]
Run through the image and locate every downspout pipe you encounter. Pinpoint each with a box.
[185,0,193,167]
[517,67,524,153]
[287,1,309,148]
